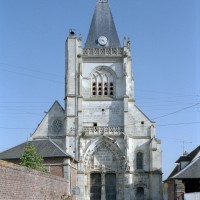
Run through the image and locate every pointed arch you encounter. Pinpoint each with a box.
[133,184,147,200]
[90,66,116,97]
[103,74,108,82]
[136,187,144,200]
[136,152,143,170]
[83,136,124,172]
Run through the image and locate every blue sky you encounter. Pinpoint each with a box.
[0,0,199,180]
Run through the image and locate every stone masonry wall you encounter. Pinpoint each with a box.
[0,160,69,200]
[82,101,123,126]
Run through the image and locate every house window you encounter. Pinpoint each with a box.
[136,152,143,169]
[136,187,144,200]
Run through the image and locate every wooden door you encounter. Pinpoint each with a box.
[136,187,144,200]
[90,173,101,200]
[105,173,116,200]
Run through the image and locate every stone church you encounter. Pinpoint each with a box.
[1,0,163,199]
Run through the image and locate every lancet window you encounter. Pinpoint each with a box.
[91,69,115,97]
[136,152,143,170]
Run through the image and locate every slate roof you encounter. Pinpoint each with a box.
[172,157,200,179]
[85,0,120,48]
[165,165,179,181]
[165,145,200,181]
[0,139,70,160]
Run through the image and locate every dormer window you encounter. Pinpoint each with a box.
[176,155,190,170]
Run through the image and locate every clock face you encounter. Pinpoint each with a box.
[98,36,108,46]
[52,119,62,132]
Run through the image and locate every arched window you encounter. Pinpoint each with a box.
[91,68,115,97]
[136,152,143,170]
[136,187,144,200]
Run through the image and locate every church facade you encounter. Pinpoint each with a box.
[32,1,163,199]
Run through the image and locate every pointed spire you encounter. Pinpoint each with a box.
[85,0,120,48]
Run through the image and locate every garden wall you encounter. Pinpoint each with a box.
[0,160,69,200]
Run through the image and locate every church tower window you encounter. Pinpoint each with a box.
[98,83,102,95]
[136,152,143,169]
[103,75,108,95]
[92,75,97,95]
[91,68,115,97]
[104,83,108,95]
[110,82,114,95]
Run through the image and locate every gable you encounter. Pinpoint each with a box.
[32,101,65,139]
[126,102,155,137]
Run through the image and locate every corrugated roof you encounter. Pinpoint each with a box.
[85,0,120,48]
[0,140,70,160]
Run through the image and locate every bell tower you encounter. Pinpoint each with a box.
[64,1,162,199]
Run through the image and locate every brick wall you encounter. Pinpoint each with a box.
[44,158,65,177]
[0,160,69,200]
[70,161,77,191]
[5,157,65,178]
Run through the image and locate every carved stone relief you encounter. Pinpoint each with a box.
[83,137,125,173]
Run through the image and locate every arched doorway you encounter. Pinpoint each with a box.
[83,136,124,200]
[136,187,144,200]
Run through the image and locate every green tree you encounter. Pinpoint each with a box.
[20,142,47,172]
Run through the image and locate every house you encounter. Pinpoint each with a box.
[0,139,78,191]
[164,146,200,200]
